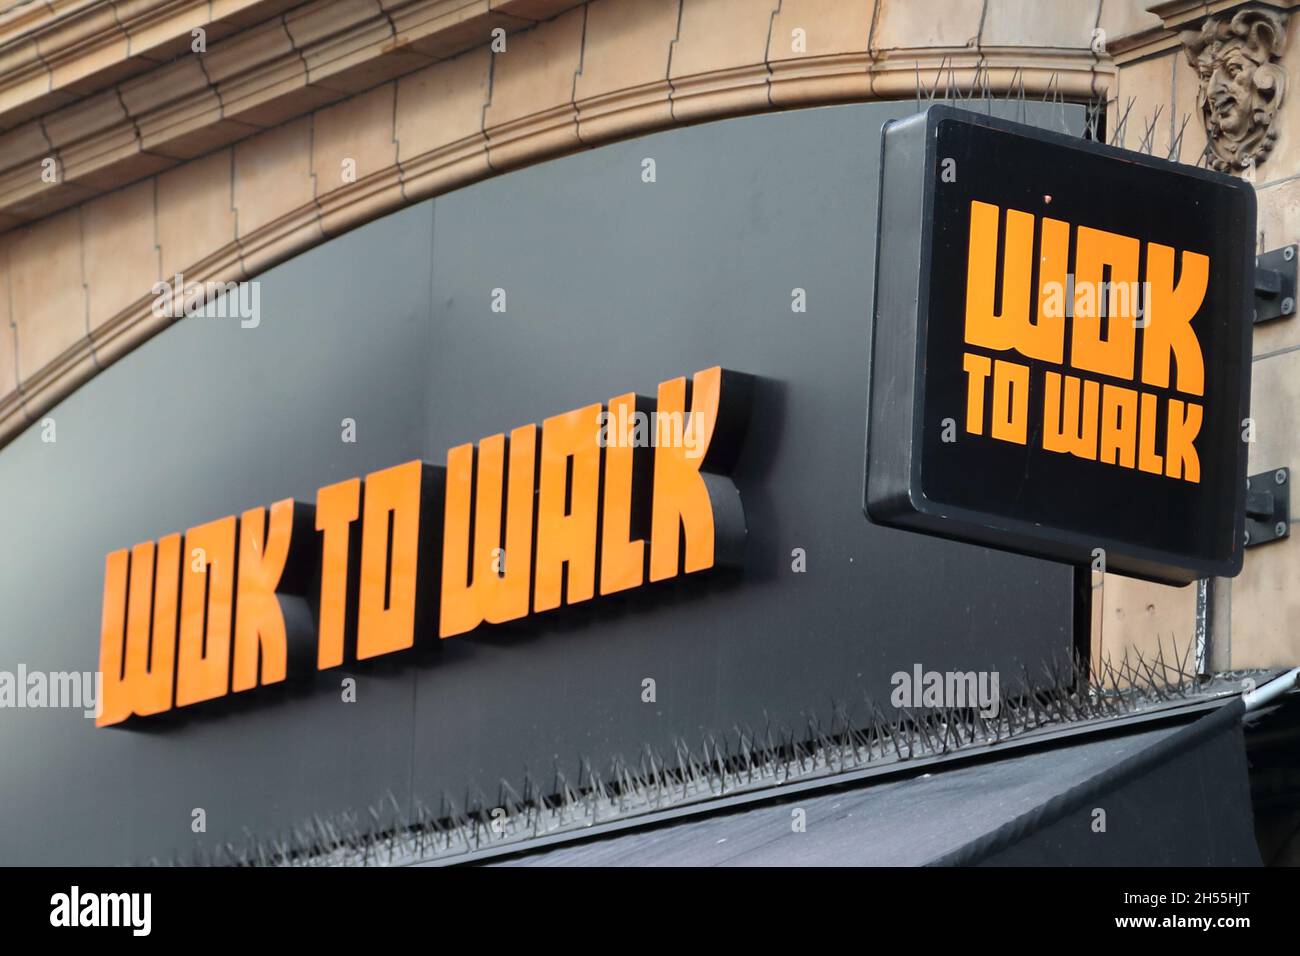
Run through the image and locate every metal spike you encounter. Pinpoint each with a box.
[1109,96,1137,148]
[1138,104,1164,155]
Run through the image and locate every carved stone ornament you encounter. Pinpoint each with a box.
[1181,7,1288,174]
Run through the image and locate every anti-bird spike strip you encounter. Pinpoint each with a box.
[167,639,1273,868]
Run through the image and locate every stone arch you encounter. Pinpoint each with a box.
[0,0,1111,446]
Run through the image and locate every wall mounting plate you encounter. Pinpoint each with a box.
[1254,245,1296,324]
[1245,468,1290,547]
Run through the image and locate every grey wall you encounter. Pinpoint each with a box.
[0,101,1080,864]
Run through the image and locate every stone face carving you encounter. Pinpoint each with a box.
[1182,7,1288,173]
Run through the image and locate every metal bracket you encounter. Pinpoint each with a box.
[1244,468,1290,547]
[1255,245,1297,324]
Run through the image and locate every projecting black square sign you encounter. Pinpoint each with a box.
[865,106,1255,585]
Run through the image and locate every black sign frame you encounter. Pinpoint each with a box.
[865,105,1255,586]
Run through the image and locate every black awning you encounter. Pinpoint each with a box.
[493,701,1259,866]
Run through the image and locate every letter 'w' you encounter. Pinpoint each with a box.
[439,425,537,637]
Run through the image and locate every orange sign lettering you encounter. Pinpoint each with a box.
[96,366,751,726]
[962,200,1208,483]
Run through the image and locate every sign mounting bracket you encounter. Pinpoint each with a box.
[1244,468,1290,547]
[1254,244,1296,324]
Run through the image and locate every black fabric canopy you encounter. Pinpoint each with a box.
[493,702,1259,866]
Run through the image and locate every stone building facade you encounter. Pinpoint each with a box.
[0,0,1293,671]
